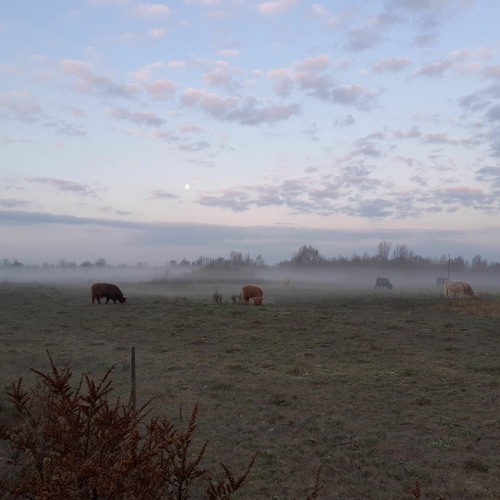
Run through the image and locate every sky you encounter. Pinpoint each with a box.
[1,0,500,266]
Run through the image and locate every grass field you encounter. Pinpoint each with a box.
[0,280,499,499]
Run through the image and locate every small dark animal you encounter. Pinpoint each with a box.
[91,282,126,304]
[436,277,448,287]
[212,289,223,303]
[241,284,263,305]
[375,277,393,289]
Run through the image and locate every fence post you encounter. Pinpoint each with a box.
[130,346,136,417]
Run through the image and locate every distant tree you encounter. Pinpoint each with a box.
[450,255,467,271]
[168,259,178,267]
[81,261,93,268]
[58,259,76,268]
[392,244,414,265]
[195,256,211,267]
[255,254,265,267]
[471,254,488,271]
[94,258,107,268]
[230,251,244,265]
[291,245,324,265]
[1,258,23,267]
[375,240,392,264]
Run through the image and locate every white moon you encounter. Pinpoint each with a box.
[184,183,191,190]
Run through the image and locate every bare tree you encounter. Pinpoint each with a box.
[376,240,392,264]
[291,245,324,265]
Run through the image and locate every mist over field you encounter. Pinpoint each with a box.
[2,240,499,298]
[2,263,499,298]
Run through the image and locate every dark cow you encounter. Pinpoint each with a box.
[91,283,126,304]
[375,277,393,289]
[241,284,263,305]
[436,276,448,287]
[444,280,476,299]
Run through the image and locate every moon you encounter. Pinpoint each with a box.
[184,183,191,190]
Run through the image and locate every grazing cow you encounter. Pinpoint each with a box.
[91,282,126,304]
[241,284,263,305]
[436,277,448,287]
[375,277,393,289]
[443,280,476,299]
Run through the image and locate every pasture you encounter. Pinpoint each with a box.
[0,280,499,499]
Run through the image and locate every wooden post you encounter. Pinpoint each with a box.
[130,346,136,417]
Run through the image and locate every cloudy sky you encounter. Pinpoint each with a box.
[1,0,500,266]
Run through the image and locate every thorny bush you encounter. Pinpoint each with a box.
[0,352,257,499]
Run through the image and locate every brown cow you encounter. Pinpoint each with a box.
[241,284,263,305]
[91,283,127,304]
[443,280,476,299]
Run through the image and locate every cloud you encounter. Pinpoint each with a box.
[331,84,380,110]
[109,107,165,127]
[144,80,176,100]
[435,186,490,208]
[268,55,380,109]
[356,198,395,218]
[149,27,166,39]
[0,199,30,208]
[372,57,411,73]
[25,177,96,196]
[61,59,141,99]
[482,64,500,78]
[476,166,500,189]
[181,87,301,125]
[0,91,42,122]
[422,132,457,145]
[256,0,297,15]
[269,55,335,99]
[129,62,164,81]
[460,83,500,112]
[178,140,210,151]
[202,60,241,88]
[131,3,170,17]
[196,166,387,217]
[149,190,178,200]
[345,12,399,52]
[413,59,454,77]
[88,0,131,5]
[352,134,386,158]
[384,0,472,28]
[44,120,88,137]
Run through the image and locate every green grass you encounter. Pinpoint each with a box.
[0,281,499,499]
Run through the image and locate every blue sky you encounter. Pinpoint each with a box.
[1,0,500,266]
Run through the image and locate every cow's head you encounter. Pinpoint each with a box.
[253,297,263,305]
[119,296,127,303]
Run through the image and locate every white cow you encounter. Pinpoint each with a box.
[444,280,476,299]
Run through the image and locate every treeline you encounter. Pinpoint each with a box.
[2,241,499,274]
[278,242,498,273]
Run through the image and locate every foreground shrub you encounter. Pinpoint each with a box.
[0,353,255,499]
